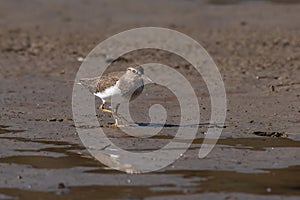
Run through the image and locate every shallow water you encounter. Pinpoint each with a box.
[0,166,299,199]
[0,185,183,200]
[0,130,300,199]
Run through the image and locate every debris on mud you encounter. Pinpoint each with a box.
[47,118,64,122]
[57,182,66,189]
[253,131,288,138]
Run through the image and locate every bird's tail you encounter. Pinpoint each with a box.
[78,77,99,93]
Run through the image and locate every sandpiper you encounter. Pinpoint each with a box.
[79,65,152,127]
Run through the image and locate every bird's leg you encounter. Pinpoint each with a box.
[114,103,120,115]
[100,103,137,128]
[99,103,113,114]
[112,103,137,127]
[99,103,121,127]
[112,103,124,127]
[112,117,119,127]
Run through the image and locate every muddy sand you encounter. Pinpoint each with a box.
[0,0,300,199]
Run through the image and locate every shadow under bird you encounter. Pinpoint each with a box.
[79,65,152,127]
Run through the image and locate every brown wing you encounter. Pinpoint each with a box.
[79,71,125,94]
[95,71,124,93]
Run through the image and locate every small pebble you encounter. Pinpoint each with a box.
[77,57,84,62]
[270,85,275,92]
[47,118,57,122]
[58,182,66,189]
[240,21,247,26]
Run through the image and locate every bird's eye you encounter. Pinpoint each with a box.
[132,69,137,73]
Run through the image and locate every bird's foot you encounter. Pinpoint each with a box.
[112,123,126,128]
[111,118,138,128]
[112,123,138,128]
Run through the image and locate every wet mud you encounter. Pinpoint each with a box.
[0,0,300,199]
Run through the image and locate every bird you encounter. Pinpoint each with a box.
[79,65,152,127]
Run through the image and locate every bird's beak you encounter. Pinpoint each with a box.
[142,75,153,84]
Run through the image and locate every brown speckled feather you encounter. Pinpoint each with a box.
[95,71,125,93]
[79,71,125,94]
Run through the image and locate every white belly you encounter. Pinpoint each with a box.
[94,81,121,103]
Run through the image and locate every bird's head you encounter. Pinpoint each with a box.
[126,65,153,83]
[126,65,144,76]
